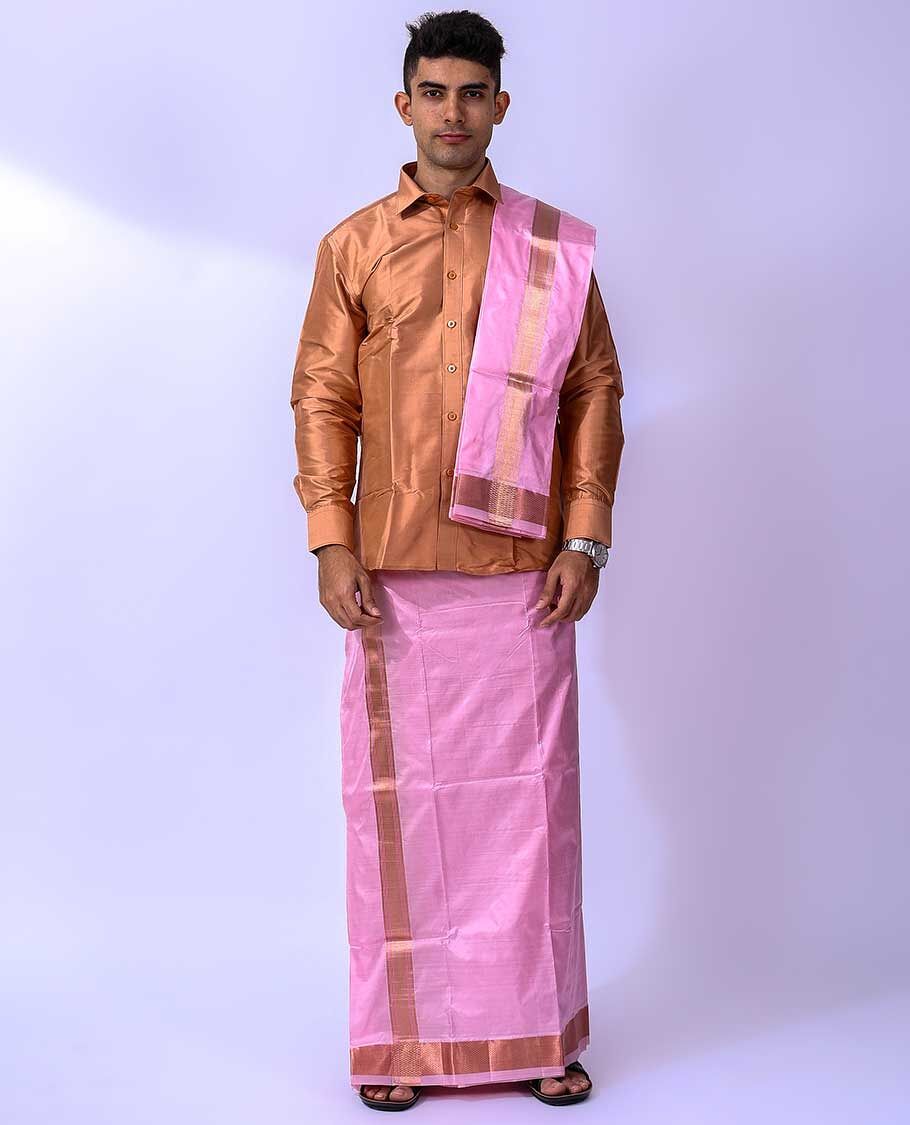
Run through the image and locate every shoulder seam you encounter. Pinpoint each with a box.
[320,233,361,309]
[322,189,397,242]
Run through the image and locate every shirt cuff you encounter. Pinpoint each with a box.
[305,501,355,554]
[561,497,613,546]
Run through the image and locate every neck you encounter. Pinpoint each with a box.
[411,153,488,200]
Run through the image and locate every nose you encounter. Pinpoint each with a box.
[443,96,465,126]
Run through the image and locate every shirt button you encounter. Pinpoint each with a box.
[447,363,457,372]
[447,320,457,328]
[445,467,454,477]
[447,270,457,279]
[447,411,458,421]
[450,221,459,230]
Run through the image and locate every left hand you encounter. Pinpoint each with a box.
[533,550,600,626]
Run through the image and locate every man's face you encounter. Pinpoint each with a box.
[395,55,509,172]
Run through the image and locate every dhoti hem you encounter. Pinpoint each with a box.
[349,1002,589,1089]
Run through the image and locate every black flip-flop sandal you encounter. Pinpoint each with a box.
[358,1083,422,1110]
[528,1061,592,1105]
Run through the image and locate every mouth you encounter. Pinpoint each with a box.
[437,133,470,143]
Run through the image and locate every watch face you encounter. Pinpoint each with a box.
[592,543,608,565]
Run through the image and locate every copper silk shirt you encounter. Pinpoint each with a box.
[289,157,625,575]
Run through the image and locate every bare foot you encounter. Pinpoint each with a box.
[539,1068,591,1096]
[361,1083,416,1103]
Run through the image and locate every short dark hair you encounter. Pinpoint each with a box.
[403,10,506,98]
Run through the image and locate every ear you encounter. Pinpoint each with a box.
[493,90,511,125]
[394,90,413,125]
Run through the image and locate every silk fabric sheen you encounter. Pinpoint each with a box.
[341,568,590,1088]
[449,186,597,539]
[290,158,624,574]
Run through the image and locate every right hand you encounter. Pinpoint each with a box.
[314,545,383,629]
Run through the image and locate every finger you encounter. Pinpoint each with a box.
[533,571,559,610]
[539,604,573,626]
[574,575,600,620]
[342,599,384,630]
[324,595,358,629]
[539,583,581,626]
[325,583,370,630]
[351,608,383,629]
[573,594,594,621]
[319,583,351,628]
[567,587,593,621]
[344,588,385,629]
[356,571,383,618]
[346,584,383,629]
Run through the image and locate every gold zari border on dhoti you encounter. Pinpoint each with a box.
[350,1003,589,1080]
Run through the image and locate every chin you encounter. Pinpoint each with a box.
[435,142,477,161]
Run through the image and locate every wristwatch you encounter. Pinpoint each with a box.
[560,537,609,568]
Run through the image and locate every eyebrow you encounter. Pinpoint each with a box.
[415,80,490,91]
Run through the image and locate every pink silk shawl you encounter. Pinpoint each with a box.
[448,184,597,540]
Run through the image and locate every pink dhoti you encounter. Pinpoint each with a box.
[339,567,590,1089]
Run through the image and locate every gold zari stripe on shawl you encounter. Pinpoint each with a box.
[451,472,550,527]
[486,199,561,528]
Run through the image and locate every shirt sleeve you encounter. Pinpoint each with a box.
[556,270,625,546]
[289,234,366,554]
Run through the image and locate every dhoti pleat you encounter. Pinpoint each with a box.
[340,567,590,1089]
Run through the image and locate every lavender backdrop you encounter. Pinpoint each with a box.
[2,2,908,1122]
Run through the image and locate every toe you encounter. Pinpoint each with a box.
[540,1077,567,1096]
[389,1085,414,1101]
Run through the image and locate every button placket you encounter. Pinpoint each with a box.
[439,193,466,564]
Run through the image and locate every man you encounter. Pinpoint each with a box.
[289,10,623,1111]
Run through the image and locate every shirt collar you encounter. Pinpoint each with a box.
[394,156,502,215]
